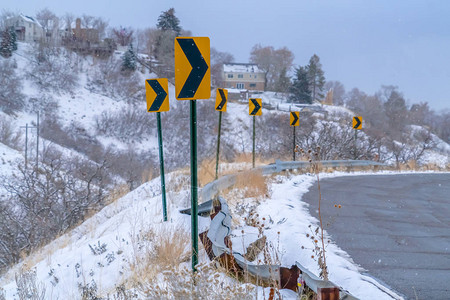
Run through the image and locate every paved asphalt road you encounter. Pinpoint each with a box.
[301,173,450,300]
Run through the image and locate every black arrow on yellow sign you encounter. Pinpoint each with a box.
[176,39,209,99]
[290,112,299,126]
[147,79,168,112]
[353,116,362,129]
[216,89,227,111]
[250,98,262,115]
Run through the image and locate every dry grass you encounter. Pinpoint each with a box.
[126,222,257,299]
[234,169,269,199]
[198,158,217,186]
[128,224,190,288]
[140,167,154,183]
[166,169,190,194]
[135,262,256,299]
[198,153,276,187]
[233,153,274,167]
[395,160,448,171]
[105,184,131,206]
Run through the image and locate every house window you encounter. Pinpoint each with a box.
[238,74,243,78]
[254,75,257,79]
[249,83,256,88]
[227,74,233,78]
[236,83,245,89]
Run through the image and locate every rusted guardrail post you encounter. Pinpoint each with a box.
[317,287,340,300]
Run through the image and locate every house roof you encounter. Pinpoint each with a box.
[223,63,263,73]
[7,14,43,27]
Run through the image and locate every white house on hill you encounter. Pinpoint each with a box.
[222,63,266,91]
[5,14,44,43]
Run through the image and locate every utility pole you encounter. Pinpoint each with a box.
[24,124,28,169]
[36,112,40,169]
[20,122,37,170]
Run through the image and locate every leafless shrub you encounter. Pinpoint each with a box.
[0,146,108,272]
[28,95,59,117]
[95,106,154,142]
[41,117,105,163]
[299,146,329,280]
[0,116,22,150]
[104,147,155,191]
[0,59,24,114]
[385,126,436,168]
[88,56,143,103]
[27,45,79,94]
[15,268,46,300]
[255,112,379,162]
[0,287,5,300]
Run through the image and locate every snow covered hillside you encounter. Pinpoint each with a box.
[0,42,448,299]
[1,167,410,299]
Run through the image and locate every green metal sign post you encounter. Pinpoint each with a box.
[249,98,261,168]
[293,125,296,161]
[215,111,222,179]
[352,116,362,159]
[252,116,256,168]
[190,100,199,271]
[145,78,169,222]
[175,36,210,272]
[290,111,300,161]
[157,112,168,222]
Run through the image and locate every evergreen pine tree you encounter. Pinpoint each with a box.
[274,67,291,95]
[121,44,137,72]
[156,8,181,36]
[290,66,312,104]
[9,27,17,51]
[306,54,325,102]
[0,30,12,58]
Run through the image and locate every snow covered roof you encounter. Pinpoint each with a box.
[7,14,43,27]
[223,63,263,73]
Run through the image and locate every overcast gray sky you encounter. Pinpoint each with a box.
[4,0,450,111]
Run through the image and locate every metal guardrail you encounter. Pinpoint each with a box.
[295,261,358,300]
[201,159,384,202]
[183,160,383,298]
[206,197,281,283]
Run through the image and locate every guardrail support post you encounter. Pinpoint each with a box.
[317,287,340,300]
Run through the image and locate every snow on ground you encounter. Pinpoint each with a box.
[229,171,410,300]
[0,142,22,179]
[0,172,206,298]
[3,168,441,299]
[1,43,448,299]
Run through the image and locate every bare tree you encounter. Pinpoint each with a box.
[36,8,58,45]
[0,59,24,114]
[62,12,74,32]
[324,81,346,106]
[0,10,17,30]
[112,26,133,47]
[250,44,294,91]
[211,47,234,87]
[0,115,22,149]
[0,146,109,272]
[27,45,79,93]
[92,17,108,40]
